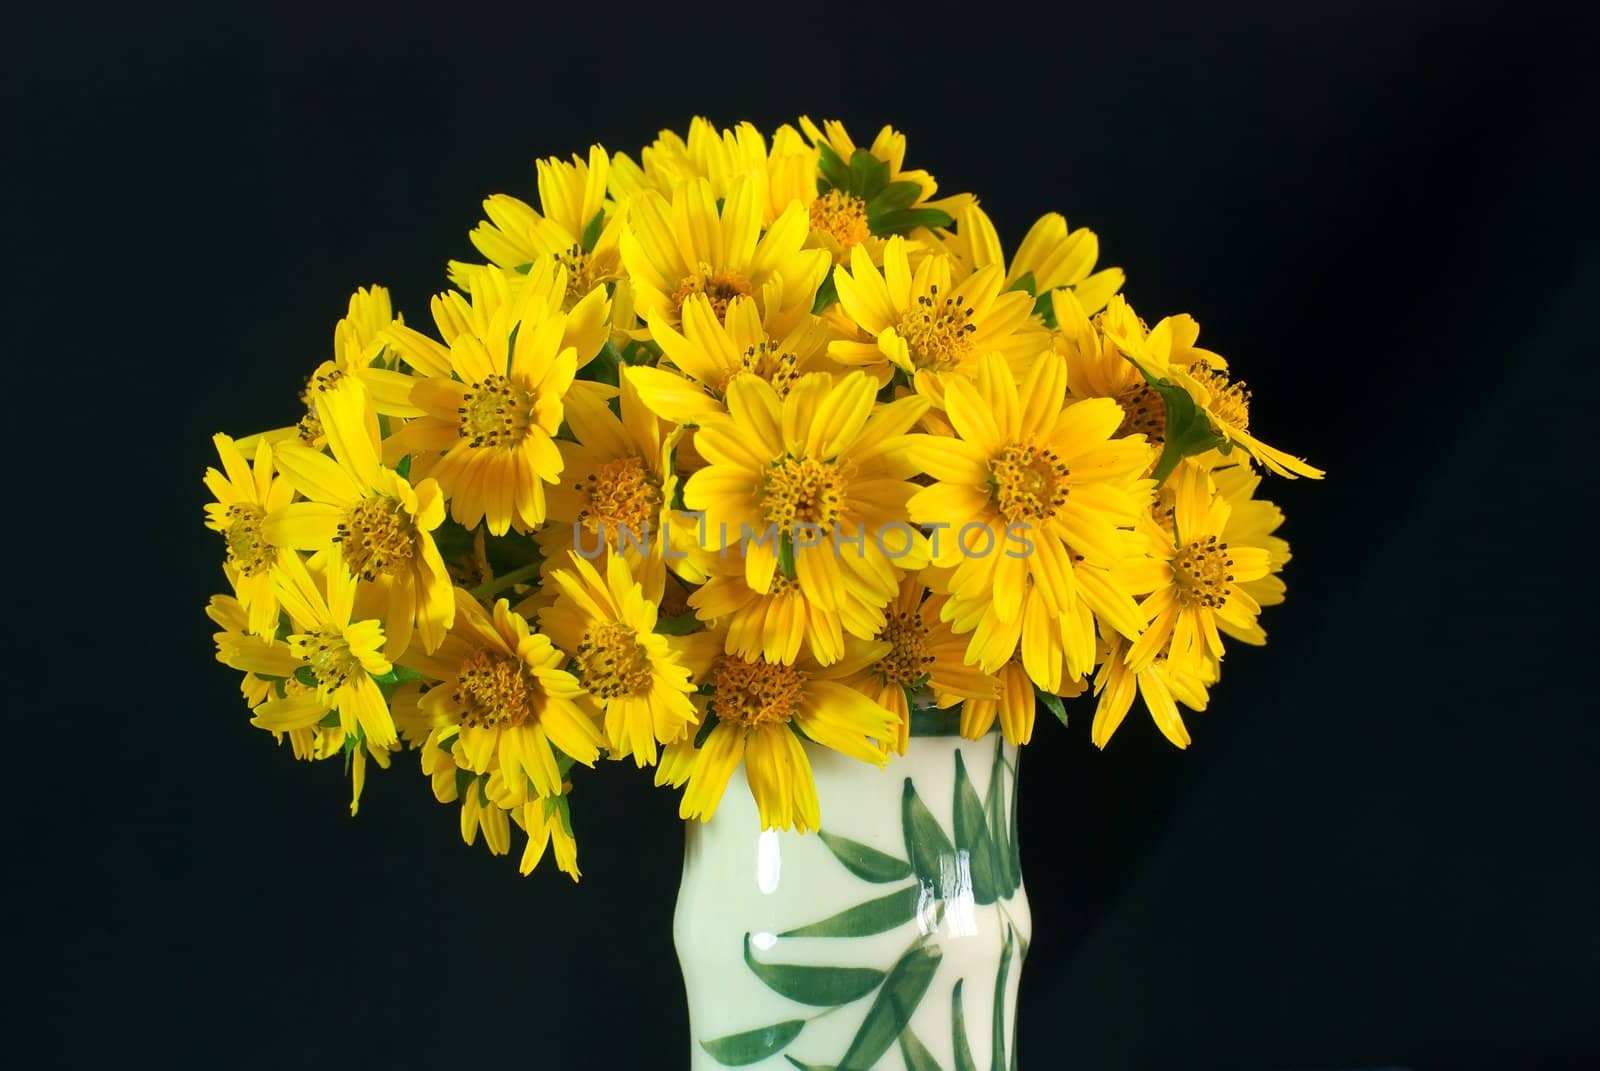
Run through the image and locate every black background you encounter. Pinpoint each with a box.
[12,2,1598,1068]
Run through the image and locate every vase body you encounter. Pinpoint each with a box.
[675,732,1030,1070]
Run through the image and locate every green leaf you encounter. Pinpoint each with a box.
[394,454,411,480]
[655,611,701,636]
[1035,687,1067,727]
[951,979,977,1071]
[952,751,1004,906]
[580,208,605,254]
[779,885,921,939]
[847,149,890,200]
[700,1020,806,1066]
[836,944,943,1071]
[1007,272,1037,296]
[693,711,720,749]
[1006,748,1022,889]
[1032,291,1058,329]
[293,665,317,688]
[868,180,922,214]
[869,207,954,237]
[317,709,340,728]
[985,738,1016,900]
[817,143,851,191]
[743,934,885,1006]
[811,271,839,314]
[586,339,622,388]
[902,778,956,892]
[818,831,912,883]
[992,925,1015,1071]
[897,1028,946,1071]
[778,531,798,581]
[1141,369,1227,486]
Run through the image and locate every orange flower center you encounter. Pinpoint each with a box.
[555,244,597,310]
[337,496,416,580]
[712,656,805,729]
[724,340,802,398]
[809,190,870,252]
[454,649,537,730]
[224,503,273,576]
[1187,360,1251,433]
[761,457,846,528]
[295,366,346,446]
[1116,381,1167,444]
[575,455,663,535]
[896,284,976,371]
[288,626,363,696]
[573,623,654,700]
[460,374,534,448]
[990,443,1069,524]
[673,263,753,322]
[876,608,934,687]
[1172,534,1234,610]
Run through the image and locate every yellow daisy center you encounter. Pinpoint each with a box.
[896,284,976,371]
[460,374,534,448]
[291,627,365,695]
[990,443,1070,524]
[336,497,416,580]
[555,244,596,310]
[573,622,653,700]
[1172,534,1234,610]
[809,190,870,251]
[712,656,805,729]
[673,263,753,323]
[1188,360,1251,433]
[1116,381,1167,444]
[224,503,273,576]
[724,340,801,398]
[876,608,934,687]
[454,649,537,729]
[575,455,663,534]
[761,457,846,528]
[295,367,347,446]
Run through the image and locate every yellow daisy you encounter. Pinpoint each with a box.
[685,556,884,668]
[829,236,1039,403]
[377,262,589,536]
[1091,632,1217,750]
[1101,294,1324,479]
[682,370,929,623]
[239,286,421,455]
[907,351,1153,683]
[797,115,975,232]
[540,374,676,600]
[619,175,829,334]
[942,204,1125,315]
[664,633,898,832]
[264,390,453,658]
[1212,462,1291,639]
[537,551,699,767]
[449,145,622,312]
[626,118,818,226]
[1049,288,1183,460]
[216,552,398,748]
[1124,463,1273,677]
[400,592,601,803]
[628,292,842,421]
[204,433,294,639]
[514,795,580,879]
[834,577,998,753]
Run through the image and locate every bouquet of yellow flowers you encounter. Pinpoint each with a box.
[205,116,1321,880]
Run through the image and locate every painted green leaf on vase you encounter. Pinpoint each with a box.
[992,925,1015,1071]
[742,934,886,1006]
[700,1019,806,1066]
[1006,750,1022,889]
[818,831,913,884]
[985,739,1016,900]
[952,751,1004,906]
[950,979,977,1071]
[897,1027,946,1071]
[779,884,921,939]
[836,944,943,1071]
[901,778,956,893]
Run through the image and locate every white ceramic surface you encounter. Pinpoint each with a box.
[676,732,1031,1069]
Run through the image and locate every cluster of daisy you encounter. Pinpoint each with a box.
[205,117,1319,879]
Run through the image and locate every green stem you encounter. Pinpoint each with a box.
[469,561,542,601]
